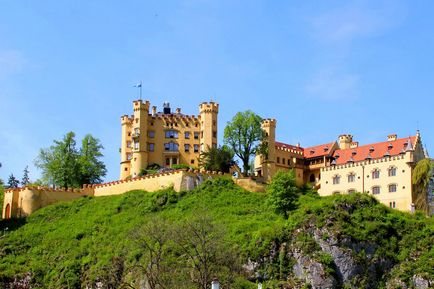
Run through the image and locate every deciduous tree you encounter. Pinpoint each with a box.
[224,110,263,176]
[199,145,235,173]
[412,158,433,213]
[267,170,300,218]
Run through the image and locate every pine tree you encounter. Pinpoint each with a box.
[21,166,30,186]
[7,174,19,188]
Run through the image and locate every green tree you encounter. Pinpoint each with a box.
[21,165,30,186]
[35,132,106,189]
[199,145,235,173]
[7,174,19,188]
[412,158,433,213]
[78,134,107,185]
[223,110,263,176]
[267,170,300,218]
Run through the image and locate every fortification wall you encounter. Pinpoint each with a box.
[94,169,225,196]
[2,169,228,219]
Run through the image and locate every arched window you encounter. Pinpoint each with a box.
[372,169,380,179]
[333,175,341,185]
[348,189,356,194]
[4,203,11,219]
[388,166,397,177]
[164,142,179,152]
[309,174,315,183]
[348,173,356,183]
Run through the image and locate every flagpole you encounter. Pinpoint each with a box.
[140,80,142,100]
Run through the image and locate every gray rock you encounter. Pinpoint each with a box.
[412,275,432,289]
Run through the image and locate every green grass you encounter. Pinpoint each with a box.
[0,178,432,288]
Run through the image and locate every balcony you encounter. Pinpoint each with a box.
[132,132,140,140]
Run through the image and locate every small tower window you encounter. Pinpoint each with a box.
[185,132,190,139]
[148,131,155,138]
[184,144,190,152]
[148,143,154,152]
[213,131,217,138]
[194,132,199,140]
[194,144,199,153]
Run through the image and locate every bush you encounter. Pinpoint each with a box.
[267,170,301,218]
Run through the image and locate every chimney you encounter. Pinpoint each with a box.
[163,102,171,114]
[211,278,219,289]
[350,142,359,149]
[296,142,300,147]
[388,134,397,141]
[152,106,157,117]
[176,107,181,114]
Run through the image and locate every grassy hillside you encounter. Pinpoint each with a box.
[0,178,433,288]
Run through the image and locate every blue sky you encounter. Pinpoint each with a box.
[1,0,433,183]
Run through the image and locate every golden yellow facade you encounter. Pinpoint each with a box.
[120,100,218,179]
[255,117,428,212]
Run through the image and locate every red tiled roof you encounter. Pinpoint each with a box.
[275,141,304,153]
[303,142,336,158]
[332,136,416,165]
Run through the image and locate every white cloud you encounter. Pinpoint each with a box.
[308,2,406,44]
[305,68,359,100]
[0,50,26,78]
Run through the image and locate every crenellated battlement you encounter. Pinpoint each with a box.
[261,118,277,127]
[199,102,219,113]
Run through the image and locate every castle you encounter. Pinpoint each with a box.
[255,118,428,212]
[119,100,218,179]
[2,99,431,219]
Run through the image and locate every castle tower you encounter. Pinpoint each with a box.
[261,118,277,183]
[338,134,353,150]
[199,102,219,152]
[120,115,132,179]
[130,100,150,177]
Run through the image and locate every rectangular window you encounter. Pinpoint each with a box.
[277,157,280,164]
[213,131,217,138]
[148,131,155,138]
[389,201,396,208]
[389,184,397,193]
[191,159,195,164]
[348,174,355,183]
[184,144,190,152]
[185,132,190,139]
[165,130,178,139]
[372,170,380,179]
[282,158,286,165]
[333,176,340,185]
[165,158,170,166]
[388,167,396,177]
[127,141,132,148]
[127,153,132,160]
[134,141,139,150]
[172,157,178,165]
[194,132,199,139]
[148,143,154,152]
[372,186,380,195]
[194,144,199,153]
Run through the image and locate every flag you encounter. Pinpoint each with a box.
[133,83,142,88]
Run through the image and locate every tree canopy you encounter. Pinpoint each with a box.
[412,158,433,213]
[267,170,301,218]
[7,174,19,189]
[35,132,106,189]
[198,145,235,173]
[223,110,263,176]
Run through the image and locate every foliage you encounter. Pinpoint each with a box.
[0,179,433,288]
[77,134,107,185]
[21,166,30,186]
[267,170,301,218]
[224,110,263,176]
[412,158,433,213]
[6,174,19,189]
[171,164,191,170]
[199,145,235,173]
[35,132,106,189]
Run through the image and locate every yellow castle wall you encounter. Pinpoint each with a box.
[120,101,219,179]
[319,152,415,211]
